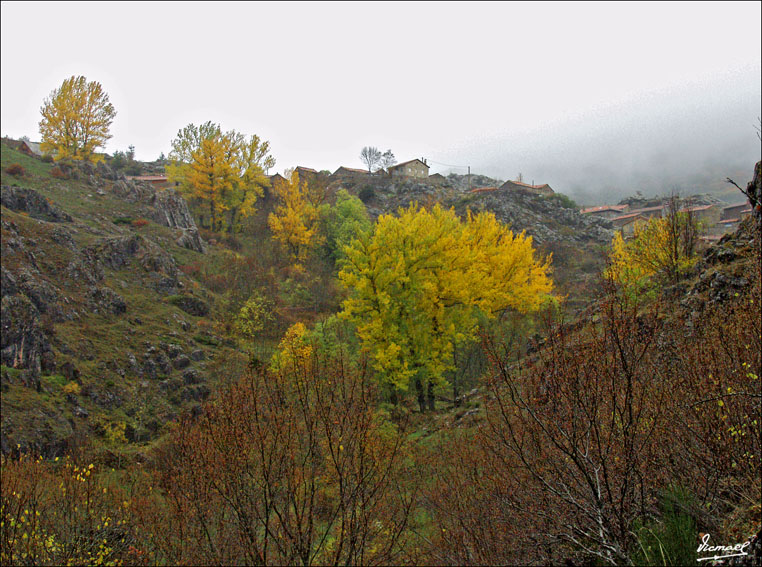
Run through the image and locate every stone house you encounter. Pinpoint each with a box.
[627,205,665,219]
[721,202,752,221]
[428,173,447,184]
[611,213,647,237]
[331,166,370,180]
[498,179,554,195]
[388,159,430,179]
[580,204,630,220]
[18,140,45,157]
[680,204,720,226]
[126,175,171,188]
[295,166,319,182]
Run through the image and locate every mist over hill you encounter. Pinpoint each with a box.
[434,71,761,205]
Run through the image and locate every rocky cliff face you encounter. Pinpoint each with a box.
[0,142,221,457]
[452,188,612,245]
[110,178,206,253]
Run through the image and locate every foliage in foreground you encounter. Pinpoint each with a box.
[422,234,761,565]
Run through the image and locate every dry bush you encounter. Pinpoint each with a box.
[422,232,760,565]
[4,163,26,177]
[147,351,415,565]
[0,453,142,566]
[49,166,68,180]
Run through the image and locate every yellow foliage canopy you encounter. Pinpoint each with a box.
[339,204,553,392]
[38,75,116,162]
[606,213,699,297]
[167,122,274,232]
[267,171,324,263]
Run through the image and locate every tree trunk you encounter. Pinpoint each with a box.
[415,378,426,413]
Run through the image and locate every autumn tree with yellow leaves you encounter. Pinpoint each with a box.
[267,170,325,263]
[607,196,701,299]
[38,75,116,162]
[339,204,553,410]
[167,122,274,232]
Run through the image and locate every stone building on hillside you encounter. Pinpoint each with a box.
[580,204,630,220]
[721,202,752,222]
[627,205,665,219]
[611,213,647,237]
[126,175,172,188]
[681,204,720,226]
[388,158,430,179]
[294,166,319,182]
[18,140,45,157]
[498,179,554,195]
[331,166,370,180]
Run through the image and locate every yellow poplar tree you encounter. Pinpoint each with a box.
[606,209,699,300]
[184,136,236,231]
[268,170,323,263]
[339,204,553,407]
[167,122,274,231]
[39,75,116,162]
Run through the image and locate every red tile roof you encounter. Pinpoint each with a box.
[628,205,664,213]
[611,213,647,224]
[580,204,629,214]
[469,186,499,194]
[680,204,717,213]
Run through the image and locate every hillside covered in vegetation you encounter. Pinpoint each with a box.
[2,128,760,566]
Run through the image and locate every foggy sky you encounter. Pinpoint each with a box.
[1,2,760,203]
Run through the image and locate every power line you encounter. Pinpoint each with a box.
[425,158,470,169]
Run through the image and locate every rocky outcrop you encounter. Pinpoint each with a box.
[1,186,72,222]
[168,295,210,317]
[454,188,613,245]
[89,234,178,279]
[109,180,206,252]
[88,286,127,315]
[175,228,206,253]
[1,294,53,379]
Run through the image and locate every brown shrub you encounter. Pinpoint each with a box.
[50,166,68,179]
[4,163,26,177]
[423,230,761,565]
[149,352,414,565]
[131,218,149,228]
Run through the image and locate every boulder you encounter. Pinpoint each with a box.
[169,295,210,317]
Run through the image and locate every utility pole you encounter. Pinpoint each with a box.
[468,166,471,191]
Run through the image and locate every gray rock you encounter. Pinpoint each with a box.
[169,295,209,317]
[1,266,17,298]
[182,368,201,384]
[181,384,210,402]
[1,294,51,378]
[87,286,127,315]
[176,228,207,253]
[173,355,191,370]
[0,186,72,222]
[73,406,89,418]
